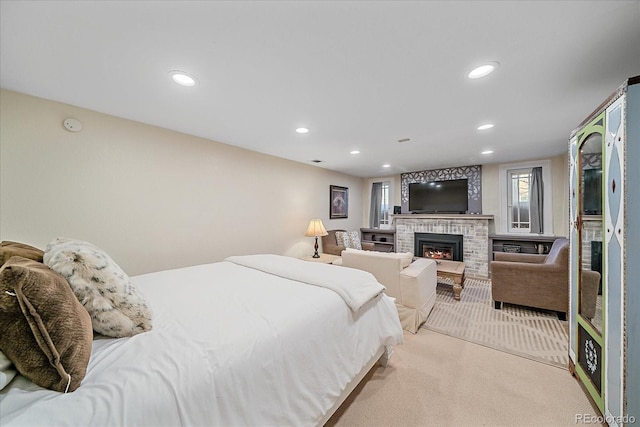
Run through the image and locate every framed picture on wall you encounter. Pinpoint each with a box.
[330,185,348,219]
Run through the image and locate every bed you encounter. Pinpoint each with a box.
[0,252,403,426]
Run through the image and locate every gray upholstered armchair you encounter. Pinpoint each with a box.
[491,238,571,319]
[490,238,599,321]
[321,230,374,256]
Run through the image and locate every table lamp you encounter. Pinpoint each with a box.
[305,219,328,258]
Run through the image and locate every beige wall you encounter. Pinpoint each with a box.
[0,89,365,275]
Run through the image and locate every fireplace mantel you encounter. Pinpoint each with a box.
[392,214,494,221]
[394,214,494,278]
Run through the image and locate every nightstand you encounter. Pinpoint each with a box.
[301,253,340,264]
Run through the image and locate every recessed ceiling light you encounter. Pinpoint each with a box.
[350,150,360,154]
[169,70,198,87]
[481,150,494,155]
[467,62,499,79]
[296,127,309,134]
[382,164,391,168]
[477,123,494,130]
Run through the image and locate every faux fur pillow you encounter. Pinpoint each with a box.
[0,256,93,392]
[44,238,153,338]
[0,241,44,266]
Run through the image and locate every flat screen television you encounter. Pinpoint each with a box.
[409,179,469,214]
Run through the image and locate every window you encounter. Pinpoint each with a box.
[370,180,391,228]
[508,168,531,232]
[499,160,553,235]
[380,181,390,226]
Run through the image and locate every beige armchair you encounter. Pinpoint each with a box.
[337,248,437,333]
[321,230,374,256]
[491,238,570,318]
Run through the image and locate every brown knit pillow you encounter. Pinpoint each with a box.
[0,256,93,392]
[0,241,44,266]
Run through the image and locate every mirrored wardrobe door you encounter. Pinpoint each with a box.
[574,112,605,411]
[578,132,603,336]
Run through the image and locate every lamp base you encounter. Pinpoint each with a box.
[313,236,320,258]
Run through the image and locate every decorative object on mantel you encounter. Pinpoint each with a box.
[329,185,348,219]
[304,219,328,258]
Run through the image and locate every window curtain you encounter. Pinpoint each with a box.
[369,182,382,228]
[530,167,544,234]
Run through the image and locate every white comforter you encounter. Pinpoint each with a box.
[0,255,403,426]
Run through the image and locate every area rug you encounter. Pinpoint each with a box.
[423,277,569,369]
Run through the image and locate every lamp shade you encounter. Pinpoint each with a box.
[304,219,328,237]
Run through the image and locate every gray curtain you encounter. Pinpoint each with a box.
[530,167,543,234]
[369,182,382,228]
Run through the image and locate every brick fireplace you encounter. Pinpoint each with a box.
[394,214,493,278]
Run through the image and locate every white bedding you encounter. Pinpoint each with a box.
[0,255,403,426]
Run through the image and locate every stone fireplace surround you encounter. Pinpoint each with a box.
[394,214,493,278]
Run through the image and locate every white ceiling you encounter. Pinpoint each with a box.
[2,1,639,178]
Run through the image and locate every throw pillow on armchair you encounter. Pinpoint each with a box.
[335,231,363,250]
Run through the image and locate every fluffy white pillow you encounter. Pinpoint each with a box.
[44,238,152,338]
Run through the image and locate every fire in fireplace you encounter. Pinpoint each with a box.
[423,245,453,260]
[414,233,464,262]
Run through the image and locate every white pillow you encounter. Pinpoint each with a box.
[0,351,17,390]
[44,238,153,338]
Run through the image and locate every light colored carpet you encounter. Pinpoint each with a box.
[327,329,600,427]
[425,277,569,368]
[326,277,601,426]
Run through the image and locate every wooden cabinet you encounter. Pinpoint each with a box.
[360,228,395,252]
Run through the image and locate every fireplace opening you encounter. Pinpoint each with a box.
[414,233,464,262]
[423,244,454,260]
